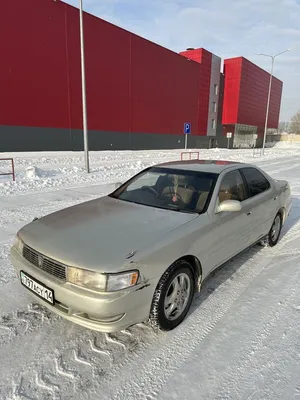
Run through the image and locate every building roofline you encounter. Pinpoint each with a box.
[60,0,215,65]
[224,56,283,84]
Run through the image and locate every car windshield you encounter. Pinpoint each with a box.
[110,167,218,214]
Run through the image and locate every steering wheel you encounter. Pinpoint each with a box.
[141,186,160,198]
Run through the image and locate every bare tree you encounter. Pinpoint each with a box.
[278,121,290,133]
[289,110,300,134]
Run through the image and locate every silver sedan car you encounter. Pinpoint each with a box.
[11,160,292,332]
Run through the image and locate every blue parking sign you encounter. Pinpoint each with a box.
[184,122,191,134]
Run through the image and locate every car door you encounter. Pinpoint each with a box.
[206,169,253,271]
[239,167,276,243]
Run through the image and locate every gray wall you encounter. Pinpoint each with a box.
[215,73,228,148]
[207,54,222,137]
[0,126,211,152]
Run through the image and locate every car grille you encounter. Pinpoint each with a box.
[22,245,66,281]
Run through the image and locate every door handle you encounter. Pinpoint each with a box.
[247,211,252,216]
[274,196,278,200]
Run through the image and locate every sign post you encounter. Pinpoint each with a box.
[226,132,232,149]
[184,122,191,149]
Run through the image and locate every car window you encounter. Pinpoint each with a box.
[241,167,271,197]
[110,167,218,214]
[126,171,162,191]
[218,170,247,203]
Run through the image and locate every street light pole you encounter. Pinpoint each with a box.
[79,0,90,173]
[254,47,293,156]
[262,56,274,156]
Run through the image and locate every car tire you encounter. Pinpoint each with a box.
[268,213,282,247]
[148,260,195,331]
[260,213,282,247]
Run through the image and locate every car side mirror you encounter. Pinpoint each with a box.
[216,200,242,214]
[114,182,123,190]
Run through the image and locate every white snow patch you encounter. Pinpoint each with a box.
[271,140,300,149]
[25,166,44,180]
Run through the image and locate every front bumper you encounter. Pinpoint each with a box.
[10,247,155,332]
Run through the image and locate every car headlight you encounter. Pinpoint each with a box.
[14,234,24,255]
[67,267,139,292]
[67,267,107,291]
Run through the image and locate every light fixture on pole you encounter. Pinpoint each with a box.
[254,47,293,156]
[79,0,90,173]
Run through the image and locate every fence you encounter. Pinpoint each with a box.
[0,158,15,181]
[180,151,200,161]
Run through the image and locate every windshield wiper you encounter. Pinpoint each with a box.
[170,207,197,214]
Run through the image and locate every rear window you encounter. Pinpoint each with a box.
[241,167,271,197]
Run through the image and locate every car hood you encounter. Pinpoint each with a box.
[19,196,197,272]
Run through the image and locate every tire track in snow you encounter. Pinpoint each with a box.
[205,252,300,400]
[2,326,156,400]
[268,162,300,176]
[0,241,16,288]
[0,303,56,348]
[110,225,300,400]
[239,283,300,400]
[254,154,300,169]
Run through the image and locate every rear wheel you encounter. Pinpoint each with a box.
[268,213,282,247]
[149,261,195,331]
[260,213,282,247]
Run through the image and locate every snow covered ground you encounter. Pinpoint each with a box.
[1,147,300,400]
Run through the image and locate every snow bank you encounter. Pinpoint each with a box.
[270,140,300,149]
[0,159,154,197]
[1,148,300,197]
[25,166,44,180]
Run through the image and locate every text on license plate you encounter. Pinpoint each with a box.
[20,271,54,305]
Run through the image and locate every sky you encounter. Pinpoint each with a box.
[65,0,300,122]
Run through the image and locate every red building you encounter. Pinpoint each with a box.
[0,0,282,152]
[179,48,221,140]
[222,57,283,148]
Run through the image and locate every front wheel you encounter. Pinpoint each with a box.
[148,261,195,331]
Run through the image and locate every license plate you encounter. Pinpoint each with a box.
[20,271,54,305]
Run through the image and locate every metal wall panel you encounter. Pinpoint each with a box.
[0,126,209,152]
[0,0,208,142]
[179,49,213,135]
[222,57,283,129]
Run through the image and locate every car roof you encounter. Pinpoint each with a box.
[156,160,247,174]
